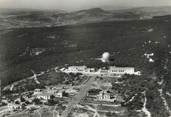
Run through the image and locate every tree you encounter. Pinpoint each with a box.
[50,95,55,100]
[20,96,26,102]
[62,91,69,97]
[15,100,20,104]
[33,98,42,105]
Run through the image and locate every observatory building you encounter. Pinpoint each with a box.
[60,66,141,78]
[98,66,139,77]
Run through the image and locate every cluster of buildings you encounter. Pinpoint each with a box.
[97,90,124,102]
[60,66,141,78]
[33,88,63,100]
[33,86,79,101]
[0,86,78,115]
[87,89,124,103]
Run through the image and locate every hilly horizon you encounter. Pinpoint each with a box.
[1,6,171,30]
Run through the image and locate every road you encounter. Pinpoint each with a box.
[61,76,96,117]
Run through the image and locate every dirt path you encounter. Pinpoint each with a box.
[61,76,96,117]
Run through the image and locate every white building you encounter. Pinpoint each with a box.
[33,89,42,95]
[61,66,141,78]
[97,90,114,102]
[35,93,51,100]
[96,90,124,102]
[8,103,21,111]
[107,66,140,77]
[34,88,63,100]
[65,88,78,95]
[61,66,95,74]
[55,91,63,98]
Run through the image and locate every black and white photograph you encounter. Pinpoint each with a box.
[0,0,171,117]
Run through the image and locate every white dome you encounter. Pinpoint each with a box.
[102,52,110,58]
[102,52,110,62]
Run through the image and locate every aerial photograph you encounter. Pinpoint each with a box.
[0,0,171,117]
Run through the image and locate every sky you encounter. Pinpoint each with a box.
[0,0,171,11]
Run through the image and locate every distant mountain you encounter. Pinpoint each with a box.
[74,8,107,15]
[117,6,171,19]
[1,6,171,29]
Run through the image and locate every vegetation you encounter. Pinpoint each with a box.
[1,17,170,86]
[1,14,171,117]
